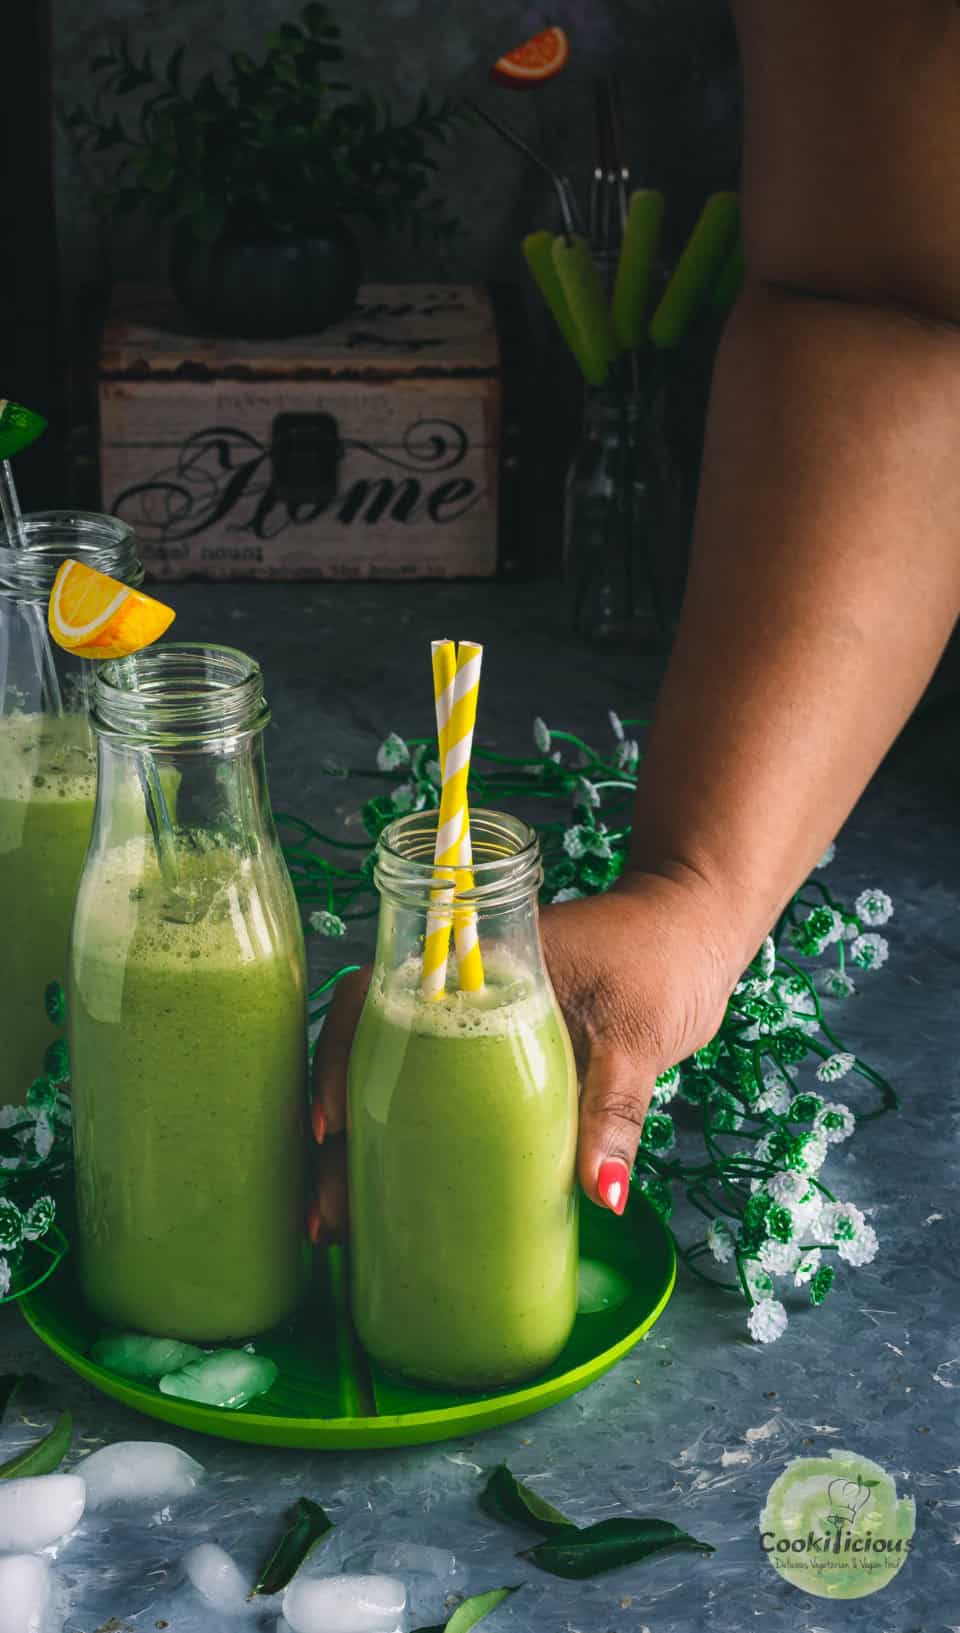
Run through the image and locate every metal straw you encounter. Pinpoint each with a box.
[464,97,585,240]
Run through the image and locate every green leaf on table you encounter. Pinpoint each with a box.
[0,1410,72,1478]
[414,1585,522,1633]
[523,1516,715,1579]
[479,1464,575,1537]
[250,1496,334,1597]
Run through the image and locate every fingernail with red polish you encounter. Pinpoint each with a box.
[598,1158,630,1217]
[307,1201,322,1244]
[312,1106,327,1146]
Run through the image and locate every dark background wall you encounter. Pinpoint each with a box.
[3,0,741,517]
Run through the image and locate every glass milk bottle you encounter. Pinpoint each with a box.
[348,809,579,1389]
[69,643,308,1340]
[0,512,143,1103]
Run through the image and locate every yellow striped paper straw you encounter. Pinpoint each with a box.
[421,638,485,999]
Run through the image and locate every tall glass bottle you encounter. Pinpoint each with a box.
[69,643,308,1341]
[348,809,579,1390]
[0,512,142,1103]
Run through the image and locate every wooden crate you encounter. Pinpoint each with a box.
[98,284,504,580]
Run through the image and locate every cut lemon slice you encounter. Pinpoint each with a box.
[48,559,175,659]
[0,399,48,460]
[491,26,570,87]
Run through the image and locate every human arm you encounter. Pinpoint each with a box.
[311,0,960,1231]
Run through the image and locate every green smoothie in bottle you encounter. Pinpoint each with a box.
[0,513,143,1104]
[349,811,579,1390]
[69,644,308,1341]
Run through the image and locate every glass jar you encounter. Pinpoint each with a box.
[564,388,678,653]
[348,809,579,1390]
[0,512,143,1103]
[69,643,308,1341]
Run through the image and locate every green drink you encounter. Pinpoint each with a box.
[350,957,578,1388]
[0,512,144,1104]
[0,713,95,1102]
[69,643,308,1342]
[70,835,307,1340]
[349,809,580,1390]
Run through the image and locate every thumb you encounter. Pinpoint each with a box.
[577,1042,656,1215]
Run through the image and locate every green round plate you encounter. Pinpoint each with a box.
[20,1193,675,1449]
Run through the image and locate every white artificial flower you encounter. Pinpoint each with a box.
[608,709,625,742]
[615,738,639,773]
[816,1051,855,1083]
[0,1257,9,1299]
[573,778,601,810]
[759,1240,800,1276]
[748,1298,789,1343]
[814,1200,865,1246]
[551,887,583,904]
[744,1260,774,1301]
[740,1023,761,1043]
[822,908,846,945]
[652,1065,681,1107]
[843,920,859,940]
[585,825,613,860]
[766,1170,808,1207]
[753,1132,776,1165]
[532,717,552,755]
[795,1130,829,1174]
[838,1223,879,1267]
[817,968,857,1000]
[777,975,817,1014]
[793,1248,822,1285]
[309,910,347,939]
[562,825,588,859]
[815,1102,856,1144]
[375,731,410,772]
[850,932,889,971]
[816,842,837,869]
[424,758,442,787]
[391,780,425,815]
[33,1116,54,1162]
[707,1218,738,1264]
[0,1106,27,1131]
[855,888,894,928]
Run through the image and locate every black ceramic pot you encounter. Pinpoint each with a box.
[170,223,362,338]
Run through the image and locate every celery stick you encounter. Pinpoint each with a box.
[612,189,665,350]
[648,192,740,349]
[552,235,616,385]
[709,239,745,315]
[522,232,606,384]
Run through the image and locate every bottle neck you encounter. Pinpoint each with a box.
[373,809,546,986]
[0,512,142,603]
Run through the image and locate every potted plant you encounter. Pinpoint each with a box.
[68,3,461,338]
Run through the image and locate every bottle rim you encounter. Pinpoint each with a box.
[0,512,143,600]
[376,808,542,913]
[93,642,270,746]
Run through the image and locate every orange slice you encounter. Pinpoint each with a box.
[48,558,175,659]
[491,25,570,87]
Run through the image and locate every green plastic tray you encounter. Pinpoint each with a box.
[20,1193,675,1449]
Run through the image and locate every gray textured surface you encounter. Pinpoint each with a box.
[2,578,958,1632]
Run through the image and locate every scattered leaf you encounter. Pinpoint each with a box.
[523,1516,715,1579]
[479,1465,575,1537]
[250,1496,333,1597]
[414,1586,522,1633]
[0,1410,73,1478]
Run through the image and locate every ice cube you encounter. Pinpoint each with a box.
[577,1257,632,1314]
[74,1441,203,1510]
[0,1556,50,1633]
[282,1575,406,1633]
[91,1333,205,1380]
[159,1352,278,1410]
[344,1543,456,1579]
[0,1475,85,1552]
[184,1542,253,1613]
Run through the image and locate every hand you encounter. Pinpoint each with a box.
[308,871,740,1242]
